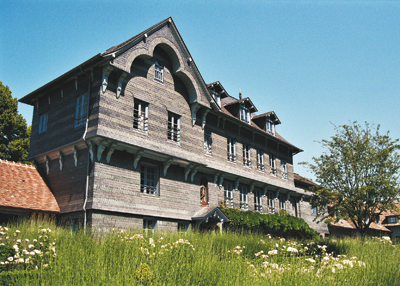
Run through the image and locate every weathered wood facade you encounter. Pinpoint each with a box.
[20,17,324,234]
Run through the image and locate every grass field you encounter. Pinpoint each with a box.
[1,219,399,285]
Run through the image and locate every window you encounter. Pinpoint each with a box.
[227,138,236,162]
[243,144,251,167]
[388,216,398,224]
[240,105,250,124]
[211,91,221,106]
[281,159,287,179]
[270,155,276,176]
[38,113,48,133]
[267,191,275,214]
[225,182,233,208]
[376,216,380,225]
[143,219,157,235]
[291,198,298,217]
[154,61,164,83]
[75,94,88,127]
[204,132,212,155]
[140,165,159,195]
[312,207,317,216]
[178,222,189,233]
[200,177,209,206]
[133,99,148,132]
[257,150,264,171]
[240,186,248,210]
[254,190,263,212]
[266,120,275,135]
[279,193,286,211]
[167,112,180,143]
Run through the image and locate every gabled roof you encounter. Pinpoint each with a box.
[192,206,229,223]
[224,97,257,112]
[207,81,230,98]
[252,111,281,125]
[0,160,60,213]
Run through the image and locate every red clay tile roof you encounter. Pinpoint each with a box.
[294,173,318,186]
[330,220,390,232]
[0,160,60,212]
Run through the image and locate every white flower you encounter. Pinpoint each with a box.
[7,257,13,262]
[286,247,298,253]
[15,230,20,233]
[342,260,354,268]
[268,250,278,256]
[28,244,34,249]
[358,261,366,267]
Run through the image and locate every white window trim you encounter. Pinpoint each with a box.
[270,155,276,176]
[240,105,250,124]
[279,194,286,211]
[254,190,263,212]
[240,186,248,210]
[243,144,251,167]
[168,112,181,143]
[227,138,236,163]
[257,150,264,172]
[133,99,149,133]
[266,120,275,135]
[267,191,275,214]
[140,164,159,196]
[154,61,164,83]
[38,113,48,134]
[225,182,233,208]
[281,159,288,180]
[143,219,157,235]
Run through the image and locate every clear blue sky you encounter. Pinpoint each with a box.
[1,1,399,180]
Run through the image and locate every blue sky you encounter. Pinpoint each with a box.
[1,1,399,180]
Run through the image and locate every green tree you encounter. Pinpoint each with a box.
[0,80,30,163]
[303,122,400,236]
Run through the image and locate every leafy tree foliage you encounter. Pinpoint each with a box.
[303,122,400,236]
[0,80,30,163]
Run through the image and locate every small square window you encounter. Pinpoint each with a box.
[167,112,180,143]
[38,113,48,133]
[154,61,164,83]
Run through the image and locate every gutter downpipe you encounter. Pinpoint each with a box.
[80,66,92,231]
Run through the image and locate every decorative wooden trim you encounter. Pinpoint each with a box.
[102,65,114,93]
[44,155,50,174]
[133,154,141,169]
[71,146,78,167]
[219,176,224,187]
[190,168,198,182]
[163,162,171,176]
[88,141,94,163]
[190,103,200,126]
[97,145,106,162]
[57,151,63,171]
[235,179,240,190]
[184,167,192,181]
[106,147,115,163]
[201,110,210,130]
[116,72,128,99]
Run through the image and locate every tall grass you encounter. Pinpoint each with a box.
[1,219,400,285]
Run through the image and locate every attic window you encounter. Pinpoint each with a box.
[154,61,164,83]
[388,216,398,224]
[266,120,275,135]
[240,105,250,124]
[211,91,221,106]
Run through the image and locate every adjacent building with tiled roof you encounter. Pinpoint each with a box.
[18,17,321,233]
[0,159,59,223]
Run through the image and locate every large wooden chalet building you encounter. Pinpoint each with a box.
[19,17,327,234]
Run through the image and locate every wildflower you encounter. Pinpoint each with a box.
[286,247,298,254]
[4,227,8,231]
[331,267,336,273]
[28,244,34,249]
[357,261,366,267]
[17,258,24,263]
[255,250,264,257]
[33,239,37,242]
[13,244,19,250]
[304,247,308,251]
[7,257,13,262]
[280,238,285,242]
[305,258,316,263]
[149,238,155,247]
[382,236,391,241]
[275,243,279,248]
[268,250,278,256]
[16,239,21,243]
[40,229,47,233]
[25,239,29,242]
[342,260,354,268]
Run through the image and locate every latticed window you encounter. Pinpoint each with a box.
[75,94,88,127]
[257,150,264,171]
[143,219,157,235]
[204,132,212,155]
[154,61,164,83]
[254,190,263,212]
[227,138,236,162]
[225,182,233,208]
[133,99,148,132]
[267,191,275,214]
[240,186,248,210]
[167,112,180,143]
[270,154,276,176]
[243,144,251,167]
[39,113,48,133]
[140,165,158,195]
[281,159,288,179]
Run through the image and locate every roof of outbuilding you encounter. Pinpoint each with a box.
[0,160,60,213]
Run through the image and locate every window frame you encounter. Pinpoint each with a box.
[266,120,275,135]
[133,99,149,132]
[254,189,263,212]
[388,216,398,224]
[167,112,181,143]
[270,154,276,176]
[257,150,264,172]
[204,131,212,156]
[140,163,159,196]
[143,219,157,235]
[227,138,236,163]
[281,159,288,179]
[75,94,88,127]
[240,185,248,210]
[279,193,287,211]
[154,61,164,83]
[267,191,275,214]
[240,104,250,124]
[243,144,251,167]
[38,113,48,134]
[225,182,233,208]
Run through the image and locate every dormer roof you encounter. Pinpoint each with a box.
[224,97,257,113]
[252,111,281,125]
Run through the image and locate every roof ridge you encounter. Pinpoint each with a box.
[0,159,35,169]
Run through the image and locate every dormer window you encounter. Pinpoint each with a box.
[240,105,250,124]
[266,120,275,135]
[388,216,398,224]
[154,61,164,83]
[211,91,221,106]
